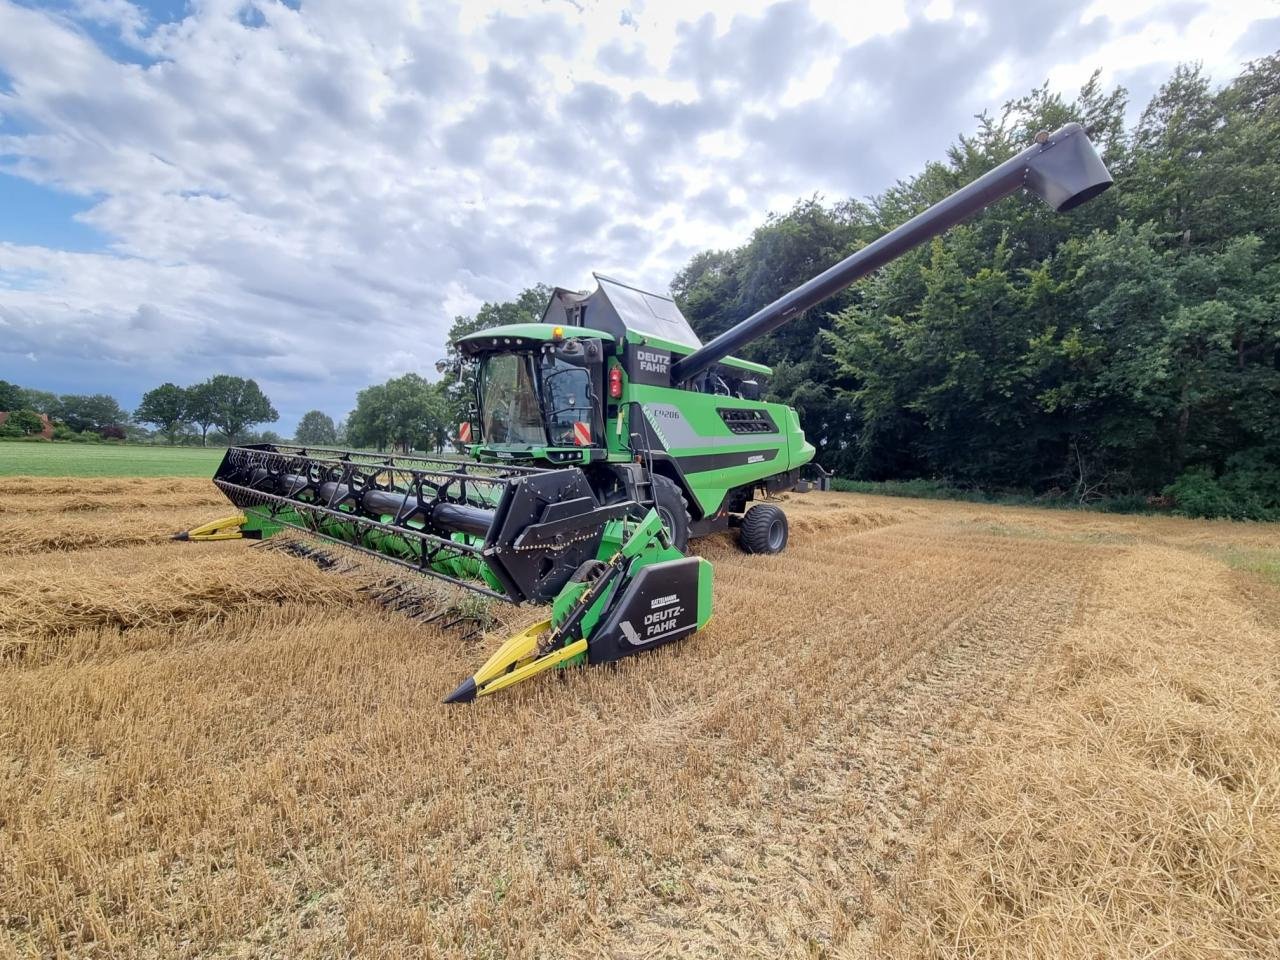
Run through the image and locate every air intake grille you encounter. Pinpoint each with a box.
[717,408,777,435]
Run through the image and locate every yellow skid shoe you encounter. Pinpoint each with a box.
[173,513,249,542]
[444,619,587,703]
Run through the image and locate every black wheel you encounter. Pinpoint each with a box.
[650,475,691,552]
[739,503,788,555]
[601,474,691,552]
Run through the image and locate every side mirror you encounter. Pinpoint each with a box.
[738,379,761,401]
[436,357,467,384]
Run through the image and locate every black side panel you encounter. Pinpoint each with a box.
[587,557,703,665]
[487,470,607,603]
[623,342,674,387]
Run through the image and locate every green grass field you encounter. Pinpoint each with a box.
[0,442,226,477]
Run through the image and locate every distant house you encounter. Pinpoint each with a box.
[0,411,54,439]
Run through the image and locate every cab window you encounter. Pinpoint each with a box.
[478,353,544,444]
[540,354,594,446]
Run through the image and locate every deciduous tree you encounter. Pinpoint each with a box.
[295,410,338,446]
[197,375,279,444]
[135,383,190,444]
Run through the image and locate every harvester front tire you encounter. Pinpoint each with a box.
[739,504,788,555]
[651,475,691,553]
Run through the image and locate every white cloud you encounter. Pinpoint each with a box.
[0,0,1272,429]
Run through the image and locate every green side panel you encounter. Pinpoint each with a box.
[241,507,286,539]
[620,385,815,517]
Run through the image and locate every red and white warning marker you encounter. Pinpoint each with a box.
[458,422,472,443]
[572,421,591,446]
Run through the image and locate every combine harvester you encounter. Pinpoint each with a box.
[183,123,1112,702]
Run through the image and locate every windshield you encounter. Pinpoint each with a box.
[478,353,544,444]
[477,350,596,447]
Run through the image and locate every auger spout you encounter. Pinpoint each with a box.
[670,122,1113,385]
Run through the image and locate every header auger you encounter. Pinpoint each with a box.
[182,122,1112,702]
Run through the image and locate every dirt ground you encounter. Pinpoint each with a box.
[2,478,1277,959]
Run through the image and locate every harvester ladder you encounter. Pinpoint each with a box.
[626,401,659,510]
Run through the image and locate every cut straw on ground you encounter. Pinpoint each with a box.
[1,481,1277,958]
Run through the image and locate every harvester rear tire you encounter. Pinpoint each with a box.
[739,504,788,555]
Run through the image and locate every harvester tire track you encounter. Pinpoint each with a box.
[596,531,1101,958]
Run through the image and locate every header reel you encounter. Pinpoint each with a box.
[186,444,712,699]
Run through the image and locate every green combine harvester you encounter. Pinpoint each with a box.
[183,123,1113,702]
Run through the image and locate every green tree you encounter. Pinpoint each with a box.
[55,394,128,433]
[346,383,389,450]
[0,380,22,411]
[17,387,58,414]
[198,375,279,444]
[4,409,45,436]
[185,382,218,446]
[295,410,338,446]
[134,383,190,444]
[346,374,449,452]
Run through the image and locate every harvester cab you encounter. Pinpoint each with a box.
[182,122,1114,701]
[455,274,815,555]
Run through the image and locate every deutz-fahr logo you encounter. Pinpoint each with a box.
[635,348,669,375]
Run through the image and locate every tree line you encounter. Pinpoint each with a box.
[0,382,129,438]
[670,54,1280,519]
[0,375,280,445]
[7,54,1274,519]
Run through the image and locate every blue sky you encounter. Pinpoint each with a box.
[0,173,107,250]
[1,0,1276,434]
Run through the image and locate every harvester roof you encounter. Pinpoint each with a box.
[542,273,703,348]
[456,323,615,357]
[536,274,772,377]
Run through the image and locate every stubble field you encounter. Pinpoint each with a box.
[2,475,1277,959]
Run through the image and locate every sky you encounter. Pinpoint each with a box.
[0,0,1277,434]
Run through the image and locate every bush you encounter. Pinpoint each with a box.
[99,425,127,441]
[52,424,77,441]
[0,422,23,439]
[1220,449,1280,517]
[1163,459,1279,521]
[2,409,45,437]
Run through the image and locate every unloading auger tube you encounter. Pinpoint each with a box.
[671,122,1113,384]
[181,123,1112,702]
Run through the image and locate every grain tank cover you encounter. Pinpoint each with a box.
[541,274,703,348]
